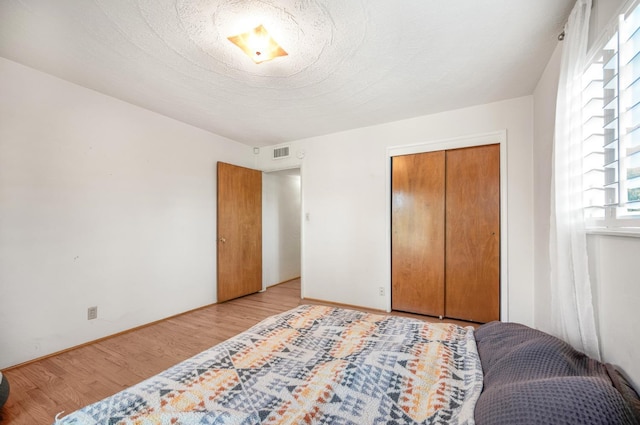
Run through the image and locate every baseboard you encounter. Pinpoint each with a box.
[2,302,218,372]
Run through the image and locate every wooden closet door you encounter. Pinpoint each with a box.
[445,144,500,323]
[391,152,446,317]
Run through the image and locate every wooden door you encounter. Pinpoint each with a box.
[445,144,500,322]
[217,162,262,303]
[391,151,446,316]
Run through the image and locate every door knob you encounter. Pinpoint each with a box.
[219,237,226,243]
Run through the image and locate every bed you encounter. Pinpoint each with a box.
[54,304,640,425]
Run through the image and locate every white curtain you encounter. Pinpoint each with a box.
[550,0,601,360]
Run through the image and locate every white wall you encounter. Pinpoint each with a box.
[262,169,301,287]
[259,96,535,325]
[588,235,640,390]
[588,0,626,49]
[0,57,253,369]
[533,42,562,333]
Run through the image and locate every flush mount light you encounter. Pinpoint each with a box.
[227,24,288,64]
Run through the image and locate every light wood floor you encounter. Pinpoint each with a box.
[0,279,474,424]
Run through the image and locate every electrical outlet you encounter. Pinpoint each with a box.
[378,287,385,296]
[87,306,98,320]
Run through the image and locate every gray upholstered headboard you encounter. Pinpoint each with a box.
[474,322,640,425]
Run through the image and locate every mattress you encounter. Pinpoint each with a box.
[54,304,483,425]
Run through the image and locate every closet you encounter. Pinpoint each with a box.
[391,143,500,323]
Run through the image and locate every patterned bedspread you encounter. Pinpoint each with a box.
[55,305,483,425]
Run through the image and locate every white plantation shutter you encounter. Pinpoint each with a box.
[619,4,640,218]
[582,58,606,219]
[582,0,640,228]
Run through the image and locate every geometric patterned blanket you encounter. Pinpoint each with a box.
[55,305,483,425]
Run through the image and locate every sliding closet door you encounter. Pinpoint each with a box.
[391,151,446,317]
[445,144,500,323]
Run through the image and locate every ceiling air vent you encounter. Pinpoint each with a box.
[273,145,290,160]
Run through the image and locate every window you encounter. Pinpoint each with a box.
[583,1,640,230]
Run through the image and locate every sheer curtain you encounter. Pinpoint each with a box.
[550,0,601,360]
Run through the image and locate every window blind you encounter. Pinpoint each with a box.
[582,1,640,228]
[619,4,640,217]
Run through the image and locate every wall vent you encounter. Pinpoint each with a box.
[273,145,290,159]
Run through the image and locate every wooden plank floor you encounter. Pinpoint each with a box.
[0,279,474,424]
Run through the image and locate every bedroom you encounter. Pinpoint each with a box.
[1,0,639,423]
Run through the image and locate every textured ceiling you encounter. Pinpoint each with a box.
[0,0,574,147]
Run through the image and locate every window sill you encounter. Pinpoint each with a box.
[586,228,640,238]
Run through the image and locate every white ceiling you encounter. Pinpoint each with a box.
[0,0,574,147]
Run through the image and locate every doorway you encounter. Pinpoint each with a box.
[262,168,302,290]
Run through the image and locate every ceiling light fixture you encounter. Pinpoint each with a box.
[227,24,288,64]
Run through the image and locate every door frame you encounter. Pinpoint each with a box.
[385,130,509,321]
[261,166,303,294]
[258,165,305,298]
